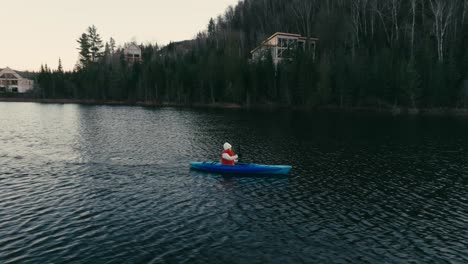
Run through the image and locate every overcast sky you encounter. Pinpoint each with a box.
[0,0,238,71]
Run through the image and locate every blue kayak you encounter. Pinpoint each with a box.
[190,162,292,175]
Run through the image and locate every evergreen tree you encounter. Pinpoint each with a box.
[208,18,216,36]
[77,33,91,68]
[109,37,116,54]
[88,25,104,62]
[57,58,63,73]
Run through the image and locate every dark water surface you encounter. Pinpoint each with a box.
[1,102,467,263]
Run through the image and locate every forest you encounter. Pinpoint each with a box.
[35,0,468,109]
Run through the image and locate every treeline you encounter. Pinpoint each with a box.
[37,0,468,108]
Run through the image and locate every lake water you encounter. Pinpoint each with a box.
[1,102,467,263]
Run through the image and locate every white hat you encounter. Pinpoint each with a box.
[223,142,232,150]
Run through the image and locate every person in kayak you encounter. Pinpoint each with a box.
[221,142,238,165]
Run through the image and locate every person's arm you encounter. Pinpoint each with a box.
[222,153,238,161]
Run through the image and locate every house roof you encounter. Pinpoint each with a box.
[124,43,141,55]
[250,32,319,54]
[264,32,301,42]
[124,43,140,49]
[0,67,23,79]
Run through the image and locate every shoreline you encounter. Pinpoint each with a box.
[2,97,468,116]
[0,97,244,109]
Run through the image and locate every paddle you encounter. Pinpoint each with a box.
[236,138,244,164]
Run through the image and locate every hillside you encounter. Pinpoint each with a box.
[35,0,468,109]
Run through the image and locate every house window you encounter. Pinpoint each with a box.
[278,38,288,48]
[298,41,304,50]
[11,87,18,93]
[0,87,6,93]
[289,39,297,47]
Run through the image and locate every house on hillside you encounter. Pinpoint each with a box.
[0,67,34,93]
[251,32,318,65]
[124,43,142,63]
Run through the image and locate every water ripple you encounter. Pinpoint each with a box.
[1,104,468,263]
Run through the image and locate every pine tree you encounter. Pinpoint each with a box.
[208,18,216,36]
[109,37,116,54]
[57,58,63,73]
[104,42,111,64]
[88,25,104,62]
[77,33,91,68]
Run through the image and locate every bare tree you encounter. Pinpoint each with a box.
[373,1,391,45]
[290,0,316,39]
[351,0,362,50]
[410,0,417,61]
[390,0,401,42]
[370,0,377,38]
[429,0,455,63]
[350,0,371,54]
[463,0,468,25]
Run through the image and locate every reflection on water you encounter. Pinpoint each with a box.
[191,171,290,190]
[0,102,468,263]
